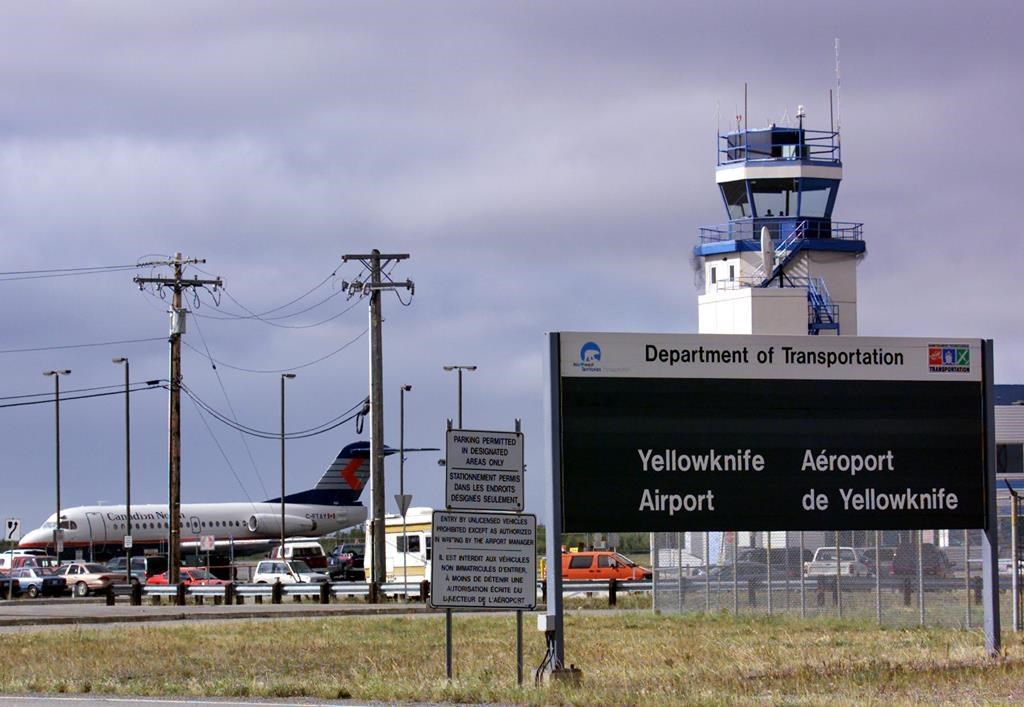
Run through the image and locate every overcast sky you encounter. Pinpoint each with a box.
[1,1,1021,535]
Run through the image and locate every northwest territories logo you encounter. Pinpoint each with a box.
[928,343,970,373]
[573,341,602,372]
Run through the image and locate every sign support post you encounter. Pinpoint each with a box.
[544,333,566,671]
[982,339,1001,655]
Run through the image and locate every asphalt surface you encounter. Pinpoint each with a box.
[0,596,439,632]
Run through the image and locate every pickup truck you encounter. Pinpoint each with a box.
[804,547,869,577]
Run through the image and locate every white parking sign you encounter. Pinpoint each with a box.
[5,518,21,542]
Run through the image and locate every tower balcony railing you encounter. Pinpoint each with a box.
[698,220,863,244]
[718,128,841,166]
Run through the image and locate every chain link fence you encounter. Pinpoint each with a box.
[652,525,1023,628]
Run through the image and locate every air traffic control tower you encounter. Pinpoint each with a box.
[694,109,865,335]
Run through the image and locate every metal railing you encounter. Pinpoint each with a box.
[698,220,863,245]
[718,128,840,166]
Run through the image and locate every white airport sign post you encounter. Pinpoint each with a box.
[434,423,532,684]
[430,511,536,609]
[545,332,1000,669]
[445,429,524,512]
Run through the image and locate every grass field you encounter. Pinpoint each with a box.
[1,611,1024,704]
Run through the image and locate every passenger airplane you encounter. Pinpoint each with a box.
[19,441,404,557]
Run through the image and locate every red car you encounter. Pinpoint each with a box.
[146,567,228,587]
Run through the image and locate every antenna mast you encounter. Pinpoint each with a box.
[834,38,842,143]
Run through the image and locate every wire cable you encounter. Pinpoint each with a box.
[190,313,270,498]
[0,337,166,355]
[180,383,367,440]
[185,394,258,509]
[0,383,163,409]
[0,264,146,282]
[181,327,368,374]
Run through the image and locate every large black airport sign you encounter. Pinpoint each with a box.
[553,333,989,532]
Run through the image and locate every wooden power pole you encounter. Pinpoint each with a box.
[134,253,222,584]
[340,250,413,592]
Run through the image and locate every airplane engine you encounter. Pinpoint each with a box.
[247,513,316,535]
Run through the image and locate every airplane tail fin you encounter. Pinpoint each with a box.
[273,441,437,506]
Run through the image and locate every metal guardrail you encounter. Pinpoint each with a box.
[698,220,863,244]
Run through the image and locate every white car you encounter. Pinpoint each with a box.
[251,559,329,584]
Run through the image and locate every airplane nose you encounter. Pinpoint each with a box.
[18,530,49,548]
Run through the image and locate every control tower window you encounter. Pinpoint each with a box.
[720,182,750,219]
[798,178,835,218]
[750,178,797,217]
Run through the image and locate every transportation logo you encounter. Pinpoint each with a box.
[928,343,970,373]
[574,341,602,372]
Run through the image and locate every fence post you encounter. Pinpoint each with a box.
[105,585,116,606]
[175,583,186,607]
[320,582,330,605]
[608,578,618,607]
[225,583,235,605]
[272,580,283,605]
[130,582,142,606]
[420,579,430,603]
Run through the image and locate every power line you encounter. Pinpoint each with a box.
[190,312,270,499]
[180,327,368,373]
[0,337,166,356]
[0,382,163,409]
[0,264,146,283]
[180,382,368,439]
[0,380,164,402]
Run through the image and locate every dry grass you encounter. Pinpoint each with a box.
[1,611,1023,704]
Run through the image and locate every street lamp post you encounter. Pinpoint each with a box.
[113,357,131,582]
[399,384,411,596]
[43,369,71,557]
[442,365,477,428]
[441,364,475,679]
[280,373,296,569]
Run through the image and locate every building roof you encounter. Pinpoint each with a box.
[995,385,1024,406]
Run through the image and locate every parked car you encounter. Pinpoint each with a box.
[252,559,329,584]
[105,556,169,585]
[891,543,953,578]
[736,548,812,579]
[269,540,329,570]
[859,548,896,577]
[55,561,122,597]
[0,553,60,571]
[704,561,770,582]
[147,567,229,587]
[328,543,365,580]
[561,551,652,581]
[804,547,869,577]
[998,557,1023,576]
[0,572,21,598]
[11,566,67,598]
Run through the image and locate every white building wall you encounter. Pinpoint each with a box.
[698,288,807,335]
[996,406,1024,442]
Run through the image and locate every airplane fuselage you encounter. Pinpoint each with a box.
[19,501,366,553]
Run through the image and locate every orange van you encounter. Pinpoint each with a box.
[561,551,651,581]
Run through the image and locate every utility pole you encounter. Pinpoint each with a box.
[134,253,222,584]
[341,250,413,590]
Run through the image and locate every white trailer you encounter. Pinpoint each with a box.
[363,507,433,583]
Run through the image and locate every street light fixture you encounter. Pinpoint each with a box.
[43,369,71,556]
[280,373,296,569]
[112,357,131,583]
[442,365,477,428]
[399,384,412,596]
